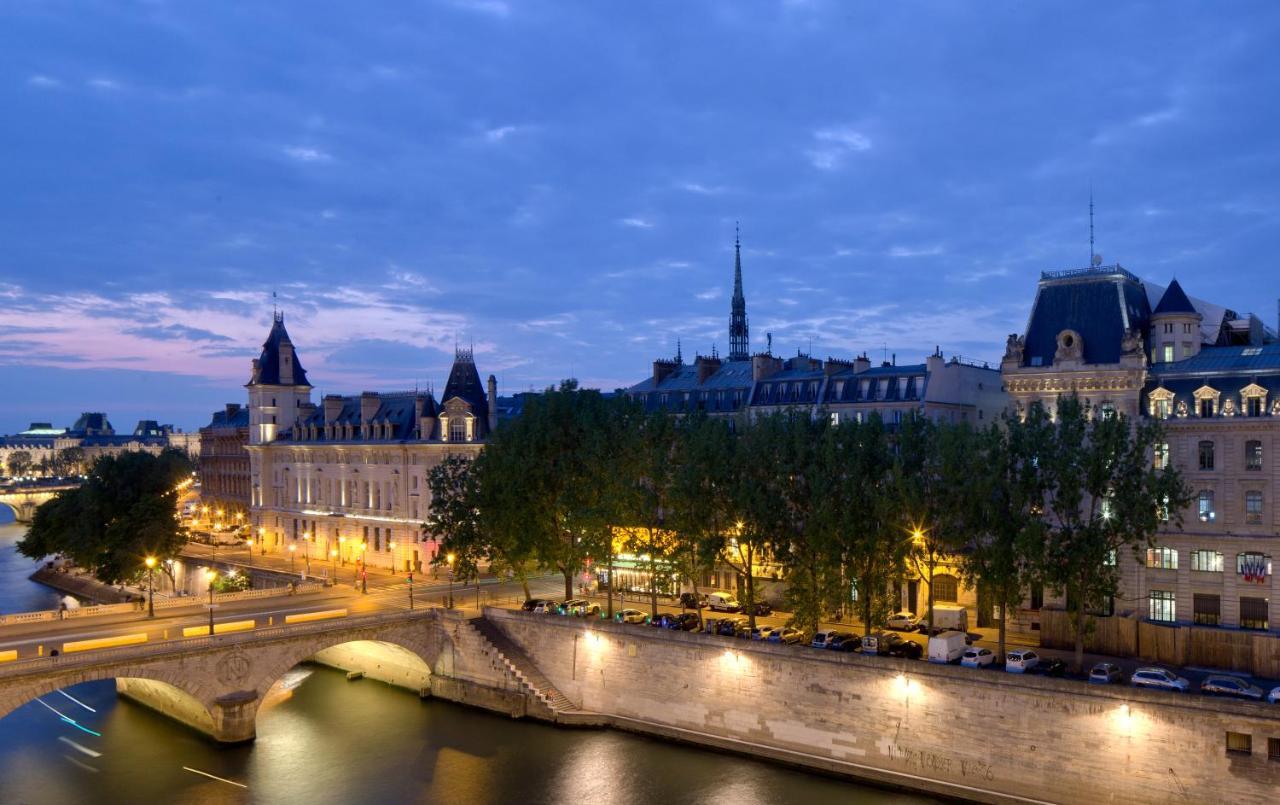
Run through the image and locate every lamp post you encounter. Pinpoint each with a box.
[302,531,312,574]
[144,556,156,618]
[330,548,337,579]
[339,536,347,566]
[204,568,217,635]
[245,538,254,568]
[389,541,397,576]
[359,542,368,594]
[408,572,414,610]
[288,543,296,573]
[257,526,267,555]
[447,552,456,609]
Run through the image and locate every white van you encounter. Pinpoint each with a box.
[929,603,968,633]
[706,591,741,612]
[927,631,968,664]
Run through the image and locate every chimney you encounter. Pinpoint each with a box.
[225,403,241,418]
[695,354,722,383]
[752,353,783,381]
[653,358,677,385]
[487,374,499,434]
[824,357,855,376]
[853,353,871,374]
[250,358,262,384]
[926,352,945,375]
[323,395,344,424]
[360,392,379,425]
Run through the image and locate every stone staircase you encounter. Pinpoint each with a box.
[468,616,577,714]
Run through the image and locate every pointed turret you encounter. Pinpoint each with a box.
[728,224,750,360]
[1150,278,1203,363]
[1153,278,1196,315]
[246,311,313,445]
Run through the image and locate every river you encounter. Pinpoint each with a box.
[0,510,931,804]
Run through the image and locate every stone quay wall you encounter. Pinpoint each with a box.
[484,607,1280,805]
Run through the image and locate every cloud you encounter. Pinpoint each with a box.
[619,217,654,229]
[695,288,722,301]
[948,266,1010,283]
[887,244,944,258]
[483,124,522,143]
[87,77,122,91]
[282,145,333,163]
[27,74,62,89]
[675,181,729,196]
[1091,105,1182,145]
[452,0,510,17]
[806,126,872,170]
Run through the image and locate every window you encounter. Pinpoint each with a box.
[1198,441,1215,471]
[1100,402,1116,420]
[1153,442,1169,470]
[931,574,959,603]
[1237,552,1271,583]
[1226,732,1252,756]
[1198,490,1215,522]
[830,412,840,425]
[1239,597,1269,631]
[1246,440,1263,471]
[1269,737,1280,762]
[1191,549,1223,573]
[1162,344,1174,363]
[1029,585,1043,610]
[1247,397,1263,417]
[1149,590,1175,622]
[1245,491,1263,524]
[1146,547,1177,570]
[1153,398,1170,419]
[1192,594,1221,626]
[1200,399,1214,418]
[1182,342,1192,358]
[1163,323,1173,334]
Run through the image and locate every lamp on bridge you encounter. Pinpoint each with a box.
[144,556,157,618]
[203,568,218,636]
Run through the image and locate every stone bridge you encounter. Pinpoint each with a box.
[0,608,551,743]
[0,484,75,522]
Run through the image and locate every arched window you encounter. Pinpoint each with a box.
[932,574,959,603]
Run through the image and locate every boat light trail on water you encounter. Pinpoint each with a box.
[58,736,102,757]
[58,690,97,712]
[182,767,248,788]
[33,698,102,737]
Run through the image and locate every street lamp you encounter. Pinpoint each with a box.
[408,571,415,610]
[204,568,217,635]
[302,532,311,575]
[144,556,156,618]
[446,552,456,609]
[388,541,397,576]
[245,538,254,568]
[359,542,368,594]
[339,536,347,565]
[257,526,267,555]
[330,548,337,578]
[288,543,296,573]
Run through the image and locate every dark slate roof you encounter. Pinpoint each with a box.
[1022,267,1150,367]
[1152,278,1196,316]
[441,350,489,422]
[628,359,754,394]
[823,365,928,403]
[292,392,441,442]
[206,405,250,429]
[70,412,114,435]
[254,314,310,386]
[134,420,165,437]
[1148,344,1280,376]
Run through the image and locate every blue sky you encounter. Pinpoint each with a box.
[2,1,1279,433]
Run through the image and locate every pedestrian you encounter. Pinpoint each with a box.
[58,602,67,621]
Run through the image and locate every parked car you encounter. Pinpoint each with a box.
[1130,667,1190,692]
[1005,649,1040,673]
[750,625,781,641]
[532,600,560,614]
[885,611,920,631]
[521,598,549,612]
[1200,675,1265,700]
[1089,662,1123,684]
[668,613,701,632]
[960,647,996,668]
[679,592,707,609]
[558,598,587,615]
[562,600,600,618]
[616,608,647,624]
[766,627,806,645]
[706,591,742,612]
[927,631,968,664]
[715,617,748,637]
[1033,658,1067,677]
[650,612,677,628]
[811,630,837,649]
[743,601,773,616]
[860,632,885,654]
[1267,686,1280,704]
[884,637,924,660]
[827,633,862,652]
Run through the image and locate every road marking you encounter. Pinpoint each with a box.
[57,689,97,712]
[182,767,248,788]
[58,736,101,757]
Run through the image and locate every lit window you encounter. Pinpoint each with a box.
[1239,596,1269,631]
[1245,491,1264,524]
[1162,344,1174,363]
[1153,443,1169,469]
[1226,732,1252,755]
[1146,547,1177,570]
[1237,552,1271,582]
[1246,440,1263,471]
[1191,549,1223,573]
[1193,593,1221,625]
[1198,490,1215,522]
[1148,590,1175,622]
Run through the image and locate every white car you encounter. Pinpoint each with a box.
[533,601,559,614]
[1267,686,1280,704]
[960,647,995,668]
[1130,667,1190,692]
[750,625,780,640]
[1005,649,1039,673]
[616,608,647,624]
[885,611,919,631]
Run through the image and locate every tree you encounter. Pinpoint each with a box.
[57,446,86,477]
[19,448,193,584]
[667,413,734,628]
[617,410,680,619]
[6,450,32,478]
[1030,396,1191,672]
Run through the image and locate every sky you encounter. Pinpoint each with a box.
[2,1,1279,434]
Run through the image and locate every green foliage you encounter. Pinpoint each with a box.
[19,448,194,584]
[6,450,33,478]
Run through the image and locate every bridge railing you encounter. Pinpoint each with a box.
[0,583,328,627]
[0,608,439,680]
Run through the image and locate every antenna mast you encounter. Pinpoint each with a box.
[1089,187,1096,265]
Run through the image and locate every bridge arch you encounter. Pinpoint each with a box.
[0,666,216,730]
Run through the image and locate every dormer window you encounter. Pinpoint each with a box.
[451,418,466,442]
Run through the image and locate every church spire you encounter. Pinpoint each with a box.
[728,222,749,360]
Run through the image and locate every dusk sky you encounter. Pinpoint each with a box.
[2,1,1279,434]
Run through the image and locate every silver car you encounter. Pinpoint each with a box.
[1200,675,1264,700]
[1130,667,1190,692]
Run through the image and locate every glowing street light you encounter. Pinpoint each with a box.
[203,568,218,635]
[288,543,296,573]
[339,536,347,566]
[144,556,156,618]
[359,542,368,594]
[245,538,254,568]
[388,541,397,576]
[446,552,456,609]
[330,548,338,577]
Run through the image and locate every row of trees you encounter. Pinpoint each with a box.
[19,449,193,586]
[425,384,1190,670]
[3,447,87,479]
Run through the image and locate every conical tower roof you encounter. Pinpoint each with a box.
[1152,278,1197,316]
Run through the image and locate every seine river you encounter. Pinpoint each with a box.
[0,511,931,805]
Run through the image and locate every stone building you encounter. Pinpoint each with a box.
[625,233,1007,618]
[198,403,251,521]
[245,313,497,573]
[0,414,194,477]
[1001,262,1280,632]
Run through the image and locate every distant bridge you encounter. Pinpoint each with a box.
[0,484,77,522]
[0,608,548,742]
